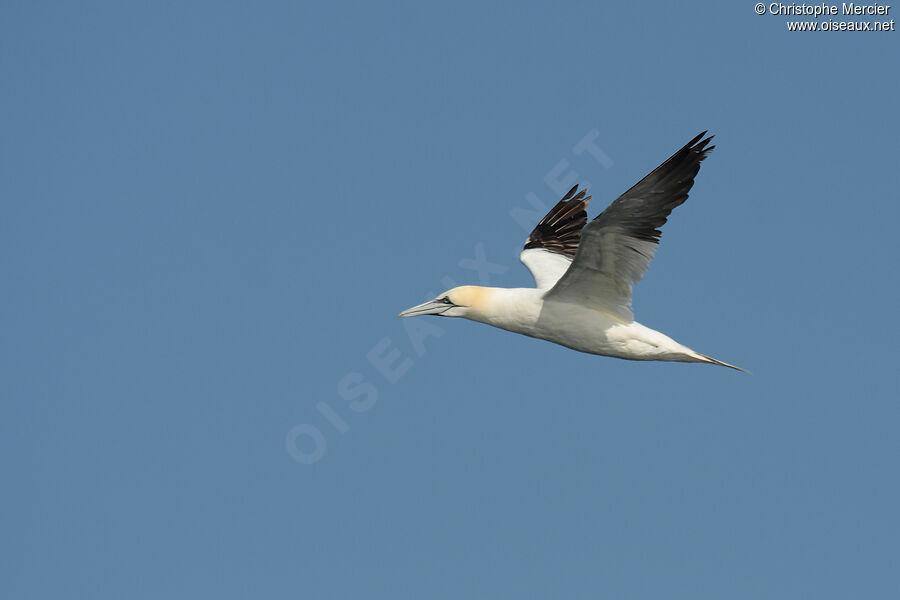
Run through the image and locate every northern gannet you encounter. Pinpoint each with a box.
[399,132,745,371]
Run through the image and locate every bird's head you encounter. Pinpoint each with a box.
[398,286,489,319]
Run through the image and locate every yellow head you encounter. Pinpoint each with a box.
[398,285,492,319]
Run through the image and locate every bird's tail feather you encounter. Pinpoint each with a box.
[696,352,749,373]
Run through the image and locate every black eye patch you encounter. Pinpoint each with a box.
[440,297,453,304]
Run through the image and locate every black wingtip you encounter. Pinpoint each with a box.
[523,185,592,258]
[561,184,580,201]
[689,132,715,161]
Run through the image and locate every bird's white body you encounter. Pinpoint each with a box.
[466,287,704,363]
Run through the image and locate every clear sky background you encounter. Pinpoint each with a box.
[2,2,898,598]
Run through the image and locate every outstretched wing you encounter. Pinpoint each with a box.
[519,185,591,289]
[545,132,715,322]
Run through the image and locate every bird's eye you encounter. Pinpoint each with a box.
[440,296,453,304]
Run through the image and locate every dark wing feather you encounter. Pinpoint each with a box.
[545,132,714,321]
[523,185,591,258]
[591,131,714,247]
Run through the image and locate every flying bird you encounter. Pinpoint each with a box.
[399,132,745,371]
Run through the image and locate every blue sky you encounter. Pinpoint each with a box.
[2,2,898,598]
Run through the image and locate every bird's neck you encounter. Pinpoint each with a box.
[465,287,543,334]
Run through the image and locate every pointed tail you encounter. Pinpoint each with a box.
[696,352,749,373]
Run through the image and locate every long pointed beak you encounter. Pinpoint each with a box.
[398,300,449,318]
